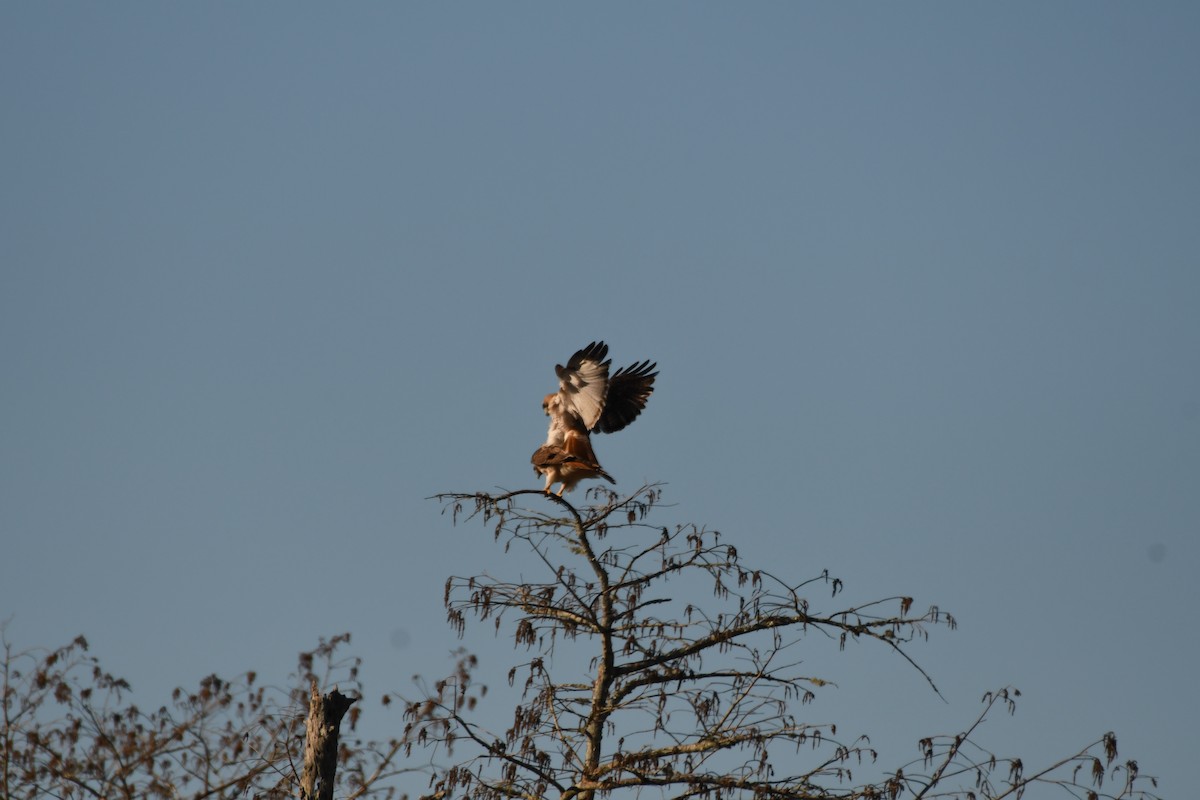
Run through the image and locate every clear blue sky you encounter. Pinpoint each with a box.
[2,4,1196,796]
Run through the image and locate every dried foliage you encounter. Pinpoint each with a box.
[0,630,411,800]
[1,485,1162,800]
[419,485,1160,800]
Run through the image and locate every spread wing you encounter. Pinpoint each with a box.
[553,341,611,431]
[594,359,657,434]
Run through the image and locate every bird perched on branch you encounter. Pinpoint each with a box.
[531,341,657,496]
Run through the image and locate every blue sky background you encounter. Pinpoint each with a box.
[2,4,1197,796]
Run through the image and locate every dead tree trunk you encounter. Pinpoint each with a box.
[299,680,358,800]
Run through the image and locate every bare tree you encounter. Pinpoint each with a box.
[1,485,1162,800]
[415,485,1159,800]
[0,629,412,800]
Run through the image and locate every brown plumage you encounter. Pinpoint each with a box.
[530,439,615,497]
[532,341,657,495]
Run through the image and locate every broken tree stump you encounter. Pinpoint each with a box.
[299,680,358,800]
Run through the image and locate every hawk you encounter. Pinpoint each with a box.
[531,341,657,495]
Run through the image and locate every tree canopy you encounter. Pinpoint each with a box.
[2,485,1160,800]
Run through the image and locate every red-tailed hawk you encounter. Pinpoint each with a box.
[531,341,657,495]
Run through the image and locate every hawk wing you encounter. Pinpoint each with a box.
[549,341,611,433]
[594,359,657,434]
[531,433,616,494]
[533,430,603,472]
[552,340,609,434]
